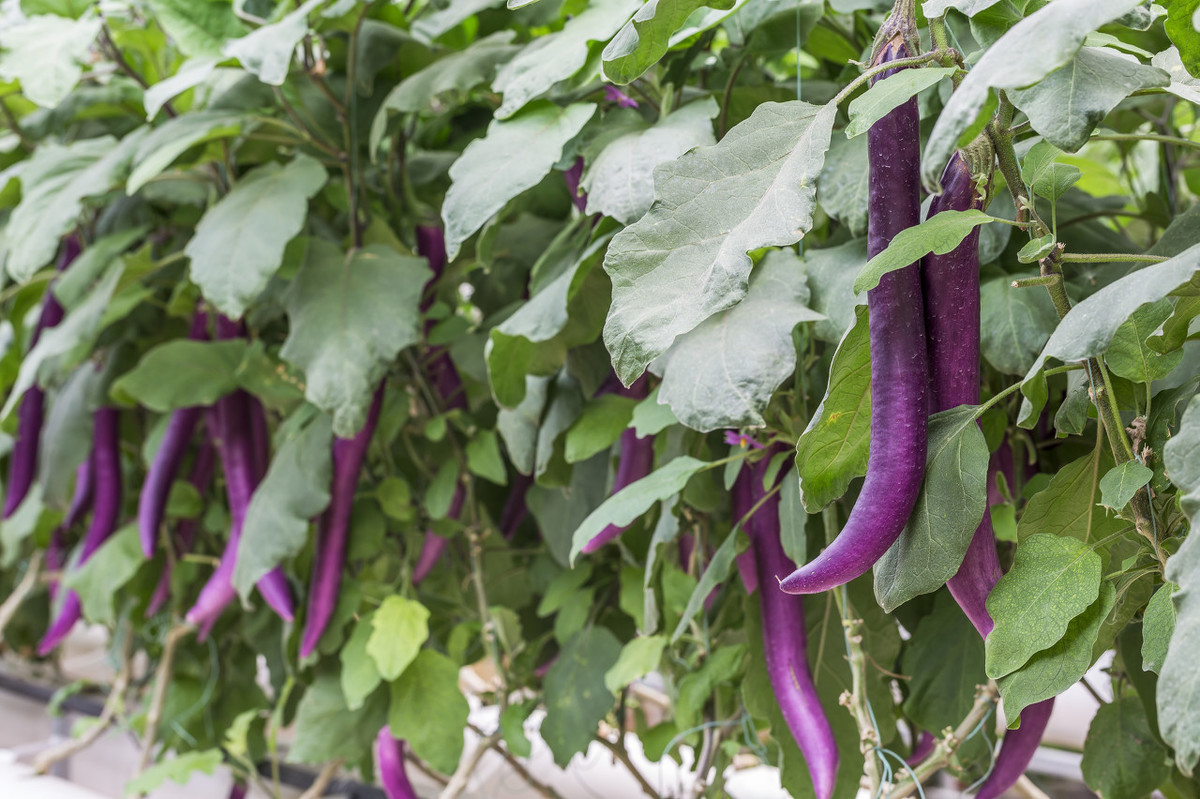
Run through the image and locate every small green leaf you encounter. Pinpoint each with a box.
[1017,448,1124,545]
[367,596,431,681]
[569,457,710,562]
[145,0,247,59]
[1017,235,1056,264]
[1098,461,1153,510]
[604,635,667,693]
[564,395,637,464]
[854,210,994,294]
[1107,299,1185,384]
[845,67,957,139]
[340,612,383,710]
[631,386,679,437]
[500,701,534,758]
[1142,583,1177,674]
[1021,140,1083,201]
[985,533,1103,679]
[123,750,223,797]
[601,0,738,85]
[541,627,622,767]
[388,650,470,774]
[222,0,320,86]
[63,524,144,625]
[112,340,246,412]
[465,429,508,485]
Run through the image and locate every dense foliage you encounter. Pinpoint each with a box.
[1,0,1200,797]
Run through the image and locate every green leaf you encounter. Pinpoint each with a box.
[38,366,99,511]
[290,671,387,765]
[604,635,667,692]
[466,429,508,485]
[53,228,147,311]
[671,525,742,642]
[902,592,988,733]
[1020,140,1082,202]
[564,394,638,464]
[0,14,100,108]
[1153,45,1200,104]
[601,0,738,85]
[817,135,869,239]
[581,98,718,225]
[922,0,1003,16]
[1142,583,1177,675]
[442,101,596,260]
[541,627,622,767]
[500,702,534,758]
[123,750,223,797]
[997,581,1115,723]
[4,135,141,283]
[2,265,122,420]
[604,100,836,385]
[367,596,431,681]
[1160,395,1200,774]
[144,58,219,119]
[494,0,640,118]
[1019,243,1200,424]
[1008,47,1169,153]
[496,376,549,475]
[854,210,994,294]
[412,0,504,40]
[874,406,989,612]
[778,468,806,567]
[676,644,747,729]
[63,524,144,625]
[1166,0,1200,77]
[979,271,1060,375]
[233,412,332,597]
[388,650,469,774]
[1107,299,1185,384]
[654,250,823,432]
[339,612,382,710]
[281,240,429,437]
[795,304,870,512]
[569,456,709,562]
[222,0,320,86]
[127,111,248,193]
[921,0,1144,192]
[145,0,248,59]
[1082,693,1173,799]
[631,385,679,437]
[1017,449,1125,545]
[112,340,246,412]
[186,155,326,319]
[369,32,519,150]
[845,67,957,139]
[1098,462,1154,511]
[985,533,1103,679]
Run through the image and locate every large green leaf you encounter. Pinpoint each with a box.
[281,240,429,437]
[873,406,989,612]
[222,0,320,86]
[145,0,248,59]
[997,581,1114,723]
[412,0,504,41]
[581,98,717,225]
[441,102,595,260]
[232,411,332,597]
[985,533,1103,679]
[601,0,739,85]
[112,340,247,412]
[289,671,387,765]
[854,210,993,293]
[979,271,1059,375]
[1165,0,1200,77]
[0,13,100,108]
[540,627,622,767]
[388,650,470,774]
[817,135,869,239]
[1020,242,1200,425]
[603,100,836,385]
[63,524,143,624]
[339,612,383,710]
[1106,299,1184,384]
[921,0,1144,192]
[127,111,249,193]
[795,304,870,512]
[653,250,823,431]
[494,0,640,118]
[1082,693,1173,799]
[1160,395,1200,774]
[1017,449,1125,545]
[569,456,710,562]
[1008,47,1169,153]
[804,239,866,342]
[186,155,327,319]
[1142,583,1177,674]
[902,592,988,733]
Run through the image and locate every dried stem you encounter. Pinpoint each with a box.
[135,623,193,777]
[596,733,661,799]
[0,551,43,643]
[833,591,882,795]
[296,759,343,799]
[468,722,564,799]
[439,731,500,799]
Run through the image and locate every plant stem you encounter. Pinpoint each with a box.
[831,51,944,107]
[832,589,882,795]
[440,732,500,799]
[343,3,370,249]
[886,682,999,799]
[467,525,509,707]
[0,98,32,150]
[296,759,343,799]
[1011,275,1058,289]
[0,551,42,643]
[1060,252,1167,264]
[468,723,564,799]
[1090,132,1200,152]
[596,733,662,799]
[135,623,192,778]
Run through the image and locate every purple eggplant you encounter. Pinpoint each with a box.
[146,439,216,616]
[580,378,654,554]
[375,728,418,799]
[299,386,384,658]
[781,26,928,595]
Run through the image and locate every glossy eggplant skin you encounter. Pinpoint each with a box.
[146,439,215,616]
[38,405,121,655]
[375,728,418,799]
[747,450,838,799]
[299,386,384,658]
[3,237,81,520]
[781,39,929,595]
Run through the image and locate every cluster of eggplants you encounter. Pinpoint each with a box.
[736,450,838,799]
[3,237,79,520]
[780,19,929,595]
[924,146,1054,799]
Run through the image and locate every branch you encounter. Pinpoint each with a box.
[99,23,175,118]
[296,759,343,799]
[439,731,500,799]
[596,733,661,799]
[468,723,564,799]
[135,623,193,777]
[886,682,999,799]
[34,633,135,774]
[833,594,882,795]
[0,551,43,643]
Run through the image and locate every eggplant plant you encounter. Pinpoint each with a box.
[0,1,1199,798]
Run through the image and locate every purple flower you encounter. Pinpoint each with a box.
[724,431,765,450]
[605,85,638,109]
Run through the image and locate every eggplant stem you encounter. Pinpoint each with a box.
[886,682,999,799]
